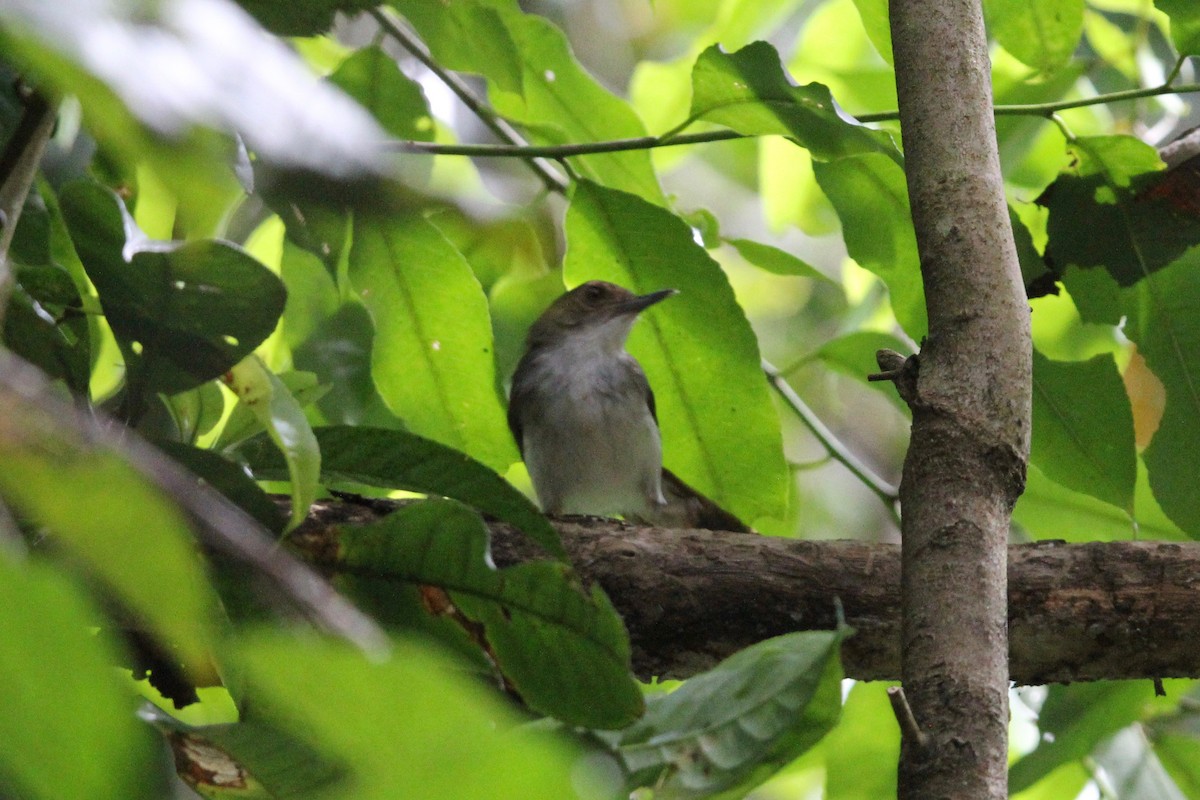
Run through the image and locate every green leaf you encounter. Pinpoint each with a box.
[815,330,911,411]
[824,682,899,799]
[813,153,928,338]
[0,410,219,681]
[1123,259,1200,537]
[727,238,836,283]
[392,0,663,202]
[984,0,1085,74]
[0,560,160,800]
[3,264,91,394]
[162,381,227,444]
[1030,349,1136,513]
[156,441,286,534]
[1092,727,1189,800]
[349,213,517,471]
[1010,682,1179,792]
[216,370,328,450]
[564,180,789,523]
[59,180,286,396]
[1038,135,1200,288]
[239,425,564,558]
[849,0,893,64]
[336,500,642,728]
[602,629,845,798]
[221,356,321,531]
[232,632,583,800]
[1155,0,1200,56]
[689,42,899,162]
[234,0,376,36]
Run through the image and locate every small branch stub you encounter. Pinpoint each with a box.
[888,686,929,749]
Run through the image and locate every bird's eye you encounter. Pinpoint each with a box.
[582,283,605,303]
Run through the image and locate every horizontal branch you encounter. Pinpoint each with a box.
[294,501,1200,684]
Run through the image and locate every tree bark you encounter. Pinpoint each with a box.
[887,0,1032,794]
[293,507,1200,686]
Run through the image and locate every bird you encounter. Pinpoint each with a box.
[507,280,750,532]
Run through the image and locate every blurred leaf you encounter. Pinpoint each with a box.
[239,425,563,558]
[216,371,328,450]
[689,42,900,162]
[984,0,1084,73]
[1030,349,1136,513]
[601,629,845,799]
[824,682,899,800]
[3,264,91,394]
[0,560,161,800]
[815,330,910,410]
[59,180,286,400]
[727,238,836,283]
[335,500,641,728]
[392,0,663,201]
[221,356,320,531]
[1010,682,1178,792]
[489,271,565,384]
[1156,0,1200,56]
[564,180,789,523]
[279,237,339,351]
[0,0,387,177]
[0,399,219,680]
[1123,258,1200,537]
[1038,136,1200,288]
[849,0,893,64]
[349,213,517,472]
[234,0,375,36]
[232,632,584,800]
[163,381,228,444]
[813,153,927,338]
[1093,726,1189,800]
[156,441,286,534]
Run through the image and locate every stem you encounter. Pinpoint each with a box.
[368,8,568,194]
[762,359,900,523]
[387,81,1200,159]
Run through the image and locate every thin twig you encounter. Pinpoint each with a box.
[368,7,568,194]
[385,81,1200,160]
[888,686,929,748]
[762,359,901,522]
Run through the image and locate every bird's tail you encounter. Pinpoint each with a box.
[632,468,753,532]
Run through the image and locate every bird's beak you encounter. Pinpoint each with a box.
[620,288,678,314]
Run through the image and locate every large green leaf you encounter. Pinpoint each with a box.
[391,0,663,202]
[984,0,1084,74]
[813,154,927,338]
[564,180,789,524]
[157,441,286,534]
[231,632,583,800]
[1038,135,1200,288]
[0,392,220,682]
[1030,349,1136,513]
[689,42,899,162]
[334,500,642,728]
[59,180,286,397]
[0,560,160,800]
[1123,258,1200,537]
[601,629,845,798]
[349,213,516,472]
[1155,0,1200,56]
[239,425,563,558]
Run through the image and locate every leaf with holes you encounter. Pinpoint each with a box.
[564,180,788,524]
[59,180,286,398]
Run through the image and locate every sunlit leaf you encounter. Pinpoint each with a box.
[813,153,927,338]
[564,180,789,523]
[1155,0,1200,56]
[239,425,563,558]
[984,0,1085,73]
[727,238,836,283]
[392,0,662,201]
[0,560,161,800]
[221,356,320,531]
[349,213,517,471]
[334,500,642,728]
[601,629,845,798]
[1030,349,1136,512]
[689,42,899,162]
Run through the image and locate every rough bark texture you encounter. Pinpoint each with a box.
[889,0,1032,796]
[293,504,1200,685]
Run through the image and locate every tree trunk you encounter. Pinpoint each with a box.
[888,0,1032,796]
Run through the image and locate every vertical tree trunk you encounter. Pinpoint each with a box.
[887,1,1032,797]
